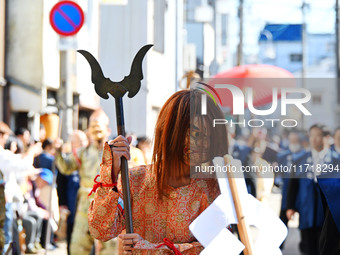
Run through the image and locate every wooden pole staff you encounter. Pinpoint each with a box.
[224,155,254,255]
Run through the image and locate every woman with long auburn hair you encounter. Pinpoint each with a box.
[88,89,228,254]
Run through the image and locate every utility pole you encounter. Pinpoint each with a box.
[301,1,308,82]
[335,0,340,127]
[301,1,309,130]
[336,0,340,104]
[235,0,244,137]
[0,0,6,122]
[210,0,220,76]
[58,47,73,142]
[237,0,244,66]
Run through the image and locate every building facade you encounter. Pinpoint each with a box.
[98,0,184,138]
[3,0,100,140]
[259,23,337,130]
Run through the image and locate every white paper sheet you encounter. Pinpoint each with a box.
[189,195,229,247]
[246,194,287,254]
[200,228,245,255]
[190,156,287,255]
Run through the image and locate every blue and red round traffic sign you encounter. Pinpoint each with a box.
[50,1,84,36]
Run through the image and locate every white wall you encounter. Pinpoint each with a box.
[303,78,337,130]
[146,0,181,137]
[0,88,3,121]
[99,0,148,138]
[42,0,59,92]
[308,34,334,66]
[6,0,101,138]
[99,0,181,139]
[259,41,302,73]
[76,0,101,110]
[0,0,5,121]
[6,0,44,89]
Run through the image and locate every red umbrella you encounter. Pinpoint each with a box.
[213,64,294,79]
[204,64,295,111]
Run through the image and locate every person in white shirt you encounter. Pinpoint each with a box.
[0,121,41,253]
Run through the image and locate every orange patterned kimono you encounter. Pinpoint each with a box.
[88,143,220,254]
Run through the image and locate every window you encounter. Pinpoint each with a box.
[326,42,335,53]
[221,14,228,46]
[290,54,302,62]
[312,94,322,105]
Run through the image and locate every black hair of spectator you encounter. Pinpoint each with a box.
[4,136,18,150]
[137,136,148,143]
[309,124,330,137]
[333,126,340,136]
[15,127,28,136]
[0,121,11,135]
[136,136,151,148]
[42,138,53,150]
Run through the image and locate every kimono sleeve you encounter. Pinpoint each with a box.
[88,142,125,241]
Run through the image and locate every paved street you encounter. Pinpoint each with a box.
[268,190,301,255]
[45,241,67,255]
[24,241,67,255]
[24,191,301,255]
[283,227,301,255]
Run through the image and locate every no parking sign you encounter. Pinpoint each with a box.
[50,1,84,36]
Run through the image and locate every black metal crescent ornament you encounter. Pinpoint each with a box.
[77,44,153,234]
